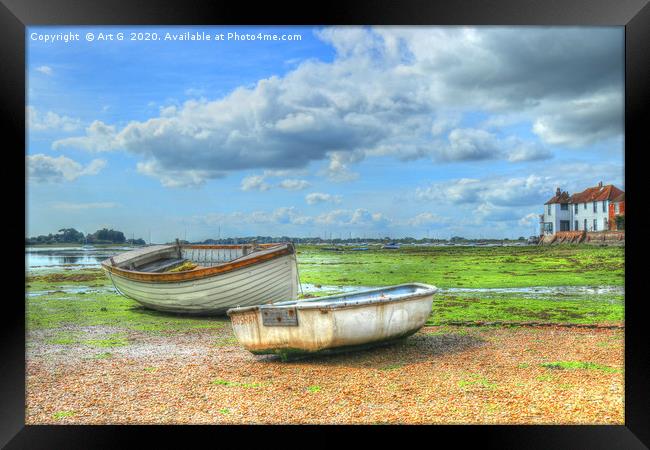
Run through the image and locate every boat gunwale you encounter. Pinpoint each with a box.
[101,242,294,283]
[227,283,438,315]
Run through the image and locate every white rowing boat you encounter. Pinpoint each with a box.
[227,283,438,358]
[101,242,298,315]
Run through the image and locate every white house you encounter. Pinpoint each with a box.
[540,182,625,236]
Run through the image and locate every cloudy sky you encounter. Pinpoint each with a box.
[26,26,624,241]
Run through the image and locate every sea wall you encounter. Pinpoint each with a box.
[584,231,625,246]
[539,231,624,246]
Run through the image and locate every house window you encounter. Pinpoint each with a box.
[604,218,608,230]
[615,203,619,214]
[584,219,587,230]
[584,202,587,210]
[602,201,606,212]
[561,203,568,210]
[574,204,578,214]
[593,219,597,231]
[593,202,597,213]
[547,205,551,215]
[574,220,578,231]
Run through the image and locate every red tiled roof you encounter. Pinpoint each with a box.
[569,184,624,203]
[612,192,625,203]
[544,191,571,205]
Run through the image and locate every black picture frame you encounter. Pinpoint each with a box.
[3,0,648,447]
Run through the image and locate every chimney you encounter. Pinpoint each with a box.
[556,187,561,196]
[598,181,603,188]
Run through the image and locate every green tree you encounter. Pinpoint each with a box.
[616,216,625,230]
[57,228,84,243]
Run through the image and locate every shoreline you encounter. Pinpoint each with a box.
[26,324,624,425]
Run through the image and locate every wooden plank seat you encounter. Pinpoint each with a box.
[137,258,187,273]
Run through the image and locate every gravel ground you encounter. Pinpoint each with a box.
[26,324,624,424]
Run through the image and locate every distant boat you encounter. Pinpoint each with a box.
[81,236,92,250]
[101,242,298,315]
[227,283,438,358]
[382,242,400,249]
[351,247,369,251]
[527,236,540,245]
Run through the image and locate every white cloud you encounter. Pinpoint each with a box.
[278,179,311,191]
[53,27,622,187]
[240,174,271,191]
[305,192,342,205]
[430,112,462,136]
[433,129,553,163]
[53,120,121,152]
[239,174,311,192]
[505,138,553,162]
[27,154,106,183]
[263,169,309,177]
[190,207,312,227]
[321,151,363,181]
[313,208,389,227]
[518,212,540,227]
[189,206,390,230]
[415,163,625,223]
[532,89,623,147]
[350,209,388,225]
[416,175,556,207]
[184,87,206,97]
[35,65,53,76]
[27,106,81,132]
[440,128,501,161]
[51,202,120,210]
[406,212,449,226]
[137,160,223,188]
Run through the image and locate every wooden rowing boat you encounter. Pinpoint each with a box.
[227,283,438,358]
[101,242,298,315]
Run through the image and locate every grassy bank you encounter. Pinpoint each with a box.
[427,292,623,325]
[296,244,624,288]
[27,289,227,333]
[25,244,624,332]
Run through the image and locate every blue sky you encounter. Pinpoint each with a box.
[26,26,624,242]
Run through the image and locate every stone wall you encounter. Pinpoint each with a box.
[539,230,624,246]
[584,231,625,246]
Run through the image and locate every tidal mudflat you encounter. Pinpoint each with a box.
[25,244,624,424]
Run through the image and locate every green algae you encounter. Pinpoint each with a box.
[26,290,227,333]
[296,245,624,289]
[427,293,623,325]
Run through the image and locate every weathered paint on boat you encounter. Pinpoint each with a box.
[227,283,438,358]
[101,243,298,315]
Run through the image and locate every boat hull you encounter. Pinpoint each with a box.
[227,284,437,357]
[104,253,298,315]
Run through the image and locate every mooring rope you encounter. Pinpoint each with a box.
[291,242,304,297]
[107,269,126,297]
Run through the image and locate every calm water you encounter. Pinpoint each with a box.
[25,246,133,270]
[26,246,623,303]
[300,283,623,297]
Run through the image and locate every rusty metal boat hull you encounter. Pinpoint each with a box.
[101,243,299,315]
[227,283,438,358]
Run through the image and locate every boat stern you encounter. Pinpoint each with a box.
[227,305,337,355]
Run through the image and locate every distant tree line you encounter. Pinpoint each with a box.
[27,229,531,246]
[177,235,528,245]
[26,228,145,246]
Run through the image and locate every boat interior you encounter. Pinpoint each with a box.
[271,284,436,307]
[105,243,288,273]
